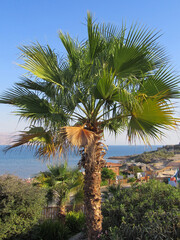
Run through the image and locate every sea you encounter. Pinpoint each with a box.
[0,145,162,178]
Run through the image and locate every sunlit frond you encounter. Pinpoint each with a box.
[87,12,105,61]
[5,127,63,159]
[61,126,95,147]
[59,32,80,71]
[18,43,63,87]
[128,98,178,143]
[139,66,180,99]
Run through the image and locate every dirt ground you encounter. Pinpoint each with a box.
[149,154,180,171]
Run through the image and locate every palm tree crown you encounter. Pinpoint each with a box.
[34,164,84,214]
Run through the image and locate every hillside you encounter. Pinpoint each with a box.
[130,148,175,164]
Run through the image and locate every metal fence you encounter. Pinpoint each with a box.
[42,206,59,220]
[42,205,85,220]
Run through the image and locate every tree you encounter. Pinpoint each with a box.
[34,164,84,216]
[101,167,116,183]
[0,13,179,239]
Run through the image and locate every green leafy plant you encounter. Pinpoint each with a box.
[65,211,85,234]
[101,168,116,185]
[0,175,46,240]
[101,180,180,239]
[101,180,109,186]
[127,177,136,183]
[34,164,84,215]
[39,219,69,240]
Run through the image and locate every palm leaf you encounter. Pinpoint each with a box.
[18,43,63,87]
[61,126,95,147]
[139,66,180,99]
[87,12,105,61]
[128,98,177,143]
[5,127,63,159]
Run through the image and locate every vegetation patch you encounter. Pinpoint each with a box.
[101,180,180,239]
[101,168,116,186]
[130,148,174,163]
[0,175,46,240]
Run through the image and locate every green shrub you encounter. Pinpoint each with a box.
[101,168,116,182]
[65,211,85,234]
[101,180,108,186]
[127,177,136,183]
[128,166,142,175]
[0,175,46,240]
[101,180,180,239]
[119,171,126,179]
[39,219,69,240]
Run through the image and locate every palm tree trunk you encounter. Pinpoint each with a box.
[59,204,66,223]
[59,204,66,215]
[84,166,102,239]
[83,138,105,240]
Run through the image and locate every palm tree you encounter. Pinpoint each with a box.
[34,164,84,216]
[0,13,179,239]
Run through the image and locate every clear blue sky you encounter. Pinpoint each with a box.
[0,0,180,145]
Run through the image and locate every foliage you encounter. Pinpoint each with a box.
[0,175,46,240]
[101,168,116,181]
[65,211,85,234]
[127,177,136,183]
[119,171,127,179]
[4,211,85,240]
[128,165,142,175]
[38,219,69,240]
[101,180,109,186]
[101,180,180,239]
[33,164,84,209]
[131,148,174,163]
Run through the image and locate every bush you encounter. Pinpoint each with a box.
[101,168,116,182]
[101,180,180,239]
[39,219,69,240]
[101,180,108,186]
[127,177,136,183]
[65,211,85,234]
[0,175,46,240]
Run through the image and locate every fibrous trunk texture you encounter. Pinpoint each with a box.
[59,204,66,223]
[81,136,106,240]
[59,204,66,215]
[84,164,102,239]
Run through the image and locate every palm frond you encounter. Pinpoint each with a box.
[59,32,80,71]
[5,127,63,159]
[61,126,95,147]
[18,43,63,87]
[110,24,166,79]
[87,12,105,61]
[128,98,178,143]
[139,66,180,99]
[0,85,68,126]
[94,68,116,100]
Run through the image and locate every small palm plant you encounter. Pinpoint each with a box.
[34,164,84,216]
[0,13,179,239]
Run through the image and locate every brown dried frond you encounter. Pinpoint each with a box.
[61,126,95,147]
[4,132,41,152]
